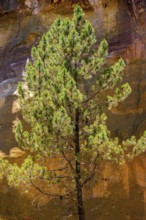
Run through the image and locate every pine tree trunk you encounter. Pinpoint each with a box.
[74,109,85,220]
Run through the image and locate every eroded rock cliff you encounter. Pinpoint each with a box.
[1,0,146,219]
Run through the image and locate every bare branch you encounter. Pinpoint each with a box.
[81,89,100,104]
[81,152,99,187]
[30,180,66,198]
[61,149,75,171]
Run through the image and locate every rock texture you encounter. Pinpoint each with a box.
[1,0,146,219]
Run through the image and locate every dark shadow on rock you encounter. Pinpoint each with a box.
[0,182,64,220]
[85,181,144,220]
[0,12,43,83]
[0,180,144,220]
[0,12,44,153]
[0,95,18,154]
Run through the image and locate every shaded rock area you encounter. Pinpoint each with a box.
[1,0,146,219]
[0,182,144,220]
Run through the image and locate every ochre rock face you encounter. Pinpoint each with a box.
[1,0,146,219]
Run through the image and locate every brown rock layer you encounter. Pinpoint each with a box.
[1,0,146,219]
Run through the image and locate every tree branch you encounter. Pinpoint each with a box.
[30,180,67,198]
[81,89,100,104]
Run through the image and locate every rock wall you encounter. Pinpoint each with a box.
[1,0,146,219]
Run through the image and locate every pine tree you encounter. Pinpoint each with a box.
[1,5,146,220]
